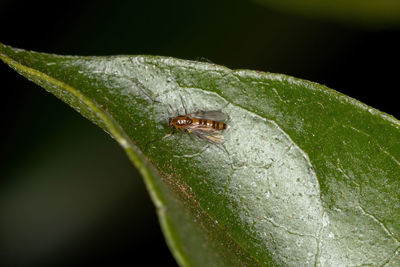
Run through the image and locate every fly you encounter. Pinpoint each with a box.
[169,109,229,144]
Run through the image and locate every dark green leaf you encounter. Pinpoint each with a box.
[1,43,399,266]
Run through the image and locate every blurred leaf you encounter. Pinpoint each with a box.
[254,0,400,28]
[1,43,400,266]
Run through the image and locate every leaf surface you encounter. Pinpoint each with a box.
[1,43,400,266]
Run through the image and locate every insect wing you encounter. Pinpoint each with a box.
[188,110,228,122]
[189,126,225,144]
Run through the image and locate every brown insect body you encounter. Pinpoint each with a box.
[168,110,229,144]
[169,116,227,131]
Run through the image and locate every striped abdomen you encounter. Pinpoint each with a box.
[192,118,228,130]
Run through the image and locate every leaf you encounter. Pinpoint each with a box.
[1,43,400,266]
[254,0,400,28]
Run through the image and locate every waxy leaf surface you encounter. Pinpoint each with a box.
[1,43,400,266]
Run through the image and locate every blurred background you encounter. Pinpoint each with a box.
[1,0,399,266]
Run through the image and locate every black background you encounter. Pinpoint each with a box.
[1,1,399,266]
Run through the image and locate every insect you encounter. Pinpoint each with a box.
[169,109,229,144]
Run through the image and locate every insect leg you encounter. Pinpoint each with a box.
[179,95,188,115]
[220,101,230,110]
[144,132,177,152]
[130,78,161,104]
[168,103,180,118]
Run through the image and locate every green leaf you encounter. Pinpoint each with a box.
[1,43,400,266]
[254,0,400,28]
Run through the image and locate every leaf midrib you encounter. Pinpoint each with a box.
[0,50,267,266]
